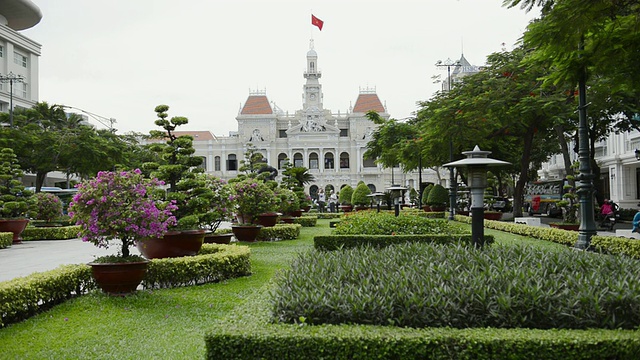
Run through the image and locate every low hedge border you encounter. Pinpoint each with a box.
[0,232,11,249]
[205,282,640,359]
[314,234,493,251]
[0,243,251,328]
[256,224,301,241]
[293,215,317,227]
[315,213,342,219]
[21,225,82,241]
[453,215,640,259]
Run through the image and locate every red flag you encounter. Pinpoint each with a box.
[311,15,323,31]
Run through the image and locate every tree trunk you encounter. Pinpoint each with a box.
[512,125,537,217]
[35,171,48,193]
[554,125,574,177]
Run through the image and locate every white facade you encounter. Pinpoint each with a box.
[0,0,41,115]
[174,41,439,197]
[539,128,640,209]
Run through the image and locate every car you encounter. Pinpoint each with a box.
[487,196,510,212]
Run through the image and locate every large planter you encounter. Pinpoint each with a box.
[203,232,233,244]
[0,219,29,244]
[339,205,353,213]
[89,260,148,296]
[484,212,503,221]
[136,229,206,259]
[354,205,369,211]
[280,216,295,224]
[288,210,303,218]
[231,225,262,242]
[256,212,279,227]
[422,205,431,212]
[429,205,446,212]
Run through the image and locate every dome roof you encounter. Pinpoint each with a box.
[0,0,42,30]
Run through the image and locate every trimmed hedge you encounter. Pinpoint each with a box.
[314,234,492,251]
[0,243,251,327]
[293,215,317,227]
[454,215,640,259]
[143,244,251,288]
[256,223,301,241]
[206,283,640,360]
[315,213,342,219]
[0,232,11,249]
[21,225,82,241]
[335,212,467,236]
[0,264,94,327]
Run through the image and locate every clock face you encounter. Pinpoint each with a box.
[309,94,316,100]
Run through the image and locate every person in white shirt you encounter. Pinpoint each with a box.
[317,189,326,213]
[328,190,338,213]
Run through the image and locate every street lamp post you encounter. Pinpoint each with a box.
[436,58,461,221]
[444,146,510,247]
[386,185,407,217]
[0,72,25,128]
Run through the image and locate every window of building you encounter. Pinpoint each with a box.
[293,152,303,167]
[309,152,319,169]
[279,130,287,138]
[367,184,376,193]
[20,83,26,98]
[227,154,237,171]
[0,46,4,58]
[324,152,334,169]
[339,152,349,169]
[278,153,288,169]
[13,52,27,67]
[363,155,376,168]
[196,156,207,171]
[340,129,348,137]
[214,156,221,171]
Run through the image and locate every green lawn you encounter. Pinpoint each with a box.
[0,221,329,359]
[0,220,579,359]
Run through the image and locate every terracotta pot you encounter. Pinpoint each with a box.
[0,219,30,244]
[288,210,303,217]
[429,205,446,212]
[231,225,263,242]
[89,260,148,296]
[354,205,369,211]
[256,212,279,227]
[422,205,431,212]
[203,233,233,244]
[136,229,206,259]
[457,210,470,216]
[549,223,580,231]
[339,205,353,213]
[483,212,503,221]
[302,205,311,212]
[280,216,295,224]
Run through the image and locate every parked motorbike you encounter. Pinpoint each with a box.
[599,211,619,231]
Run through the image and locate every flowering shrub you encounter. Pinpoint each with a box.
[230,178,277,224]
[69,169,177,259]
[30,192,63,222]
[275,187,300,214]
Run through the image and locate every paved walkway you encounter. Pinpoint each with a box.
[0,218,629,283]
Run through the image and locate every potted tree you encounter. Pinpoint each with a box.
[0,148,33,244]
[426,184,448,212]
[421,184,433,212]
[195,174,235,244]
[351,181,371,211]
[139,105,208,258]
[30,192,63,227]
[338,185,354,212]
[275,187,299,224]
[229,178,277,242]
[550,178,579,231]
[69,169,177,295]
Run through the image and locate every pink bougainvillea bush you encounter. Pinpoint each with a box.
[69,169,177,259]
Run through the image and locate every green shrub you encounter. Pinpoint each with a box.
[351,182,371,207]
[272,242,640,330]
[591,235,640,259]
[334,211,467,235]
[314,234,490,251]
[338,185,353,205]
[256,224,301,241]
[426,184,448,207]
[0,232,11,249]
[21,225,82,241]
[421,184,433,206]
[293,215,317,227]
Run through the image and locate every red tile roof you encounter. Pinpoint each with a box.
[167,131,216,141]
[352,93,385,113]
[241,95,273,115]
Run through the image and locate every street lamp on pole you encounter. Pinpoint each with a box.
[60,105,117,132]
[0,72,25,128]
[436,58,461,221]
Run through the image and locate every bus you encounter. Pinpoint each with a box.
[523,179,568,217]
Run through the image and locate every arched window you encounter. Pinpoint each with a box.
[197,156,207,171]
[363,155,376,168]
[214,156,221,171]
[227,154,237,171]
[294,153,303,167]
[340,152,349,169]
[367,184,376,193]
[309,152,319,169]
[278,153,288,169]
[324,152,334,169]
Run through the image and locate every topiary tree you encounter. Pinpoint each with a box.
[338,185,354,205]
[0,148,33,218]
[421,184,434,208]
[426,184,449,211]
[351,181,372,207]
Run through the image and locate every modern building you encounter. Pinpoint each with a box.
[0,0,41,117]
[166,40,437,199]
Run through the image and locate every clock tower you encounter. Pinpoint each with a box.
[303,39,323,111]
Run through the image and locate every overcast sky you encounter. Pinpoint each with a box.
[22,0,538,135]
